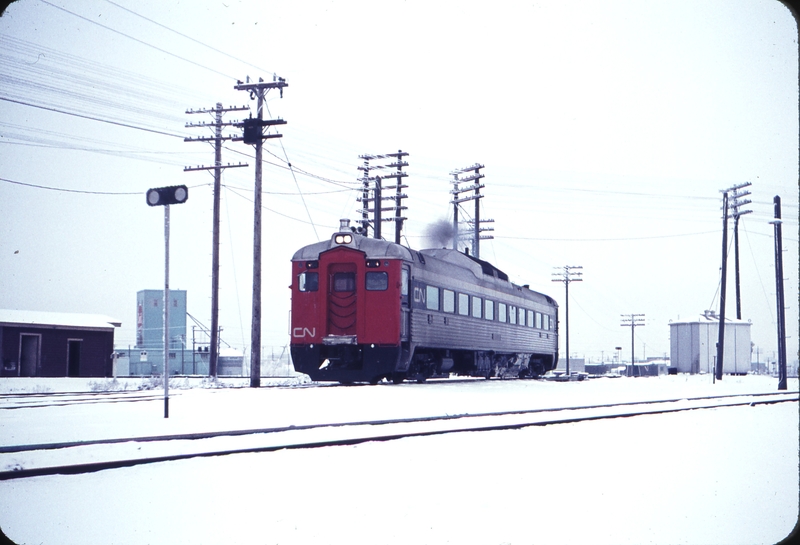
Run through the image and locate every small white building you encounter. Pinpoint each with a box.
[669,310,752,375]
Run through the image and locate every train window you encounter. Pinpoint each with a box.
[333,272,355,292]
[443,289,455,313]
[365,271,388,291]
[527,310,534,328]
[426,285,439,311]
[509,305,517,324]
[401,268,409,297]
[458,293,469,316]
[472,296,482,318]
[484,299,494,320]
[545,315,551,330]
[535,312,542,329]
[298,272,318,292]
[498,303,507,323]
[519,307,526,326]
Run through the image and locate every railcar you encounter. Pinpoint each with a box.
[290,220,559,384]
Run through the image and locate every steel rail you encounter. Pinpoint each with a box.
[1,390,795,454]
[0,392,795,481]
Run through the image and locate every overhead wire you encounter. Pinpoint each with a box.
[38,0,237,81]
[102,0,274,75]
[265,101,320,240]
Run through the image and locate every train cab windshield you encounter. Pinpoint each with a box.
[298,271,318,292]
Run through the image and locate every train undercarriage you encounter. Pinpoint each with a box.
[291,342,557,385]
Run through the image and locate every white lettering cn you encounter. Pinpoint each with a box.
[292,327,316,338]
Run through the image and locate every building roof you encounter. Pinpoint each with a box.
[669,310,751,326]
[0,309,121,330]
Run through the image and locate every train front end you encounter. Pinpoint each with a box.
[290,222,410,383]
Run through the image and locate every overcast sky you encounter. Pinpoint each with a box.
[1,0,797,366]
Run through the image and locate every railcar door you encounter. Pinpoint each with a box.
[400,266,410,341]
[327,263,357,336]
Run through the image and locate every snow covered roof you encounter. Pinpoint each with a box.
[669,310,751,326]
[0,309,121,330]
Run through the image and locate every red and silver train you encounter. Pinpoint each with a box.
[290,220,559,384]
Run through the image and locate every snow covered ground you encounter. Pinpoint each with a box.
[0,374,797,545]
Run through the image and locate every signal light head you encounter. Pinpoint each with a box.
[146,185,189,206]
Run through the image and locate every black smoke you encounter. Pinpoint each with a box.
[423,218,455,249]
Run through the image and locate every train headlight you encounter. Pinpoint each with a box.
[334,234,353,244]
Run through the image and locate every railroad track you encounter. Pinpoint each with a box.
[0,390,180,410]
[1,390,795,481]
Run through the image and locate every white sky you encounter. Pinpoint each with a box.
[0,0,797,365]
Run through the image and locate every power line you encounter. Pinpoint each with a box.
[0,176,140,195]
[500,231,719,242]
[0,97,184,138]
[0,176,208,196]
[102,0,273,75]
[39,0,236,80]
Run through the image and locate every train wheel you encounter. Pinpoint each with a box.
[391,373,406,384]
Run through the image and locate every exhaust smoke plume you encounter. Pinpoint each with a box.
[423,218,455,249]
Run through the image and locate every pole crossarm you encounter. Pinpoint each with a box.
[186,105,250,115]
[183,163,248,172]
[358,151,409,242]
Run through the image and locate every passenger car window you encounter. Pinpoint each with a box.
[484,299,494,320]
[458,293,469,316]
[509,305,516,324]
[472,296,482,318]
[498,303,507,322]
[365,271,388,291]
[443,289,455,313]
[298,272,318,292]
[426,285,439,310]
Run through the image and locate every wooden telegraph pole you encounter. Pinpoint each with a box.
[770,196,788,390]
[185,103,249,377]
[234,76,288,388]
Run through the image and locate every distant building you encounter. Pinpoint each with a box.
[555,357,585,374]
[669,310,752,375]
[129,289,187,375]
[0,309,120,377]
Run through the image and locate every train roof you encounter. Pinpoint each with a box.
[291,231,414,261]
[292,228,556,306]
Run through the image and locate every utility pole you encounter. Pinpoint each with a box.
[552,266,583,376]
[620,314,645,377]
[234,75,288,388]
[450,164,493,257]
[724,182,753,319]
[357,152,409,241]
[716,191,730,381]
[185,103,249,378]
[770,196,788,390]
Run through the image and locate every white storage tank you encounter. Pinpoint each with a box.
[669,310,752,375]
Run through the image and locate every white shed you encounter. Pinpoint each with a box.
[669,310,752,375]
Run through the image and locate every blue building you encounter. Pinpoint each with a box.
[129,289,188,375]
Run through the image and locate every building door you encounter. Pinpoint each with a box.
[19,334,41,377]
[67,339,82,377]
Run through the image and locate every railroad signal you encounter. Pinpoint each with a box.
[146,185,189,207]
